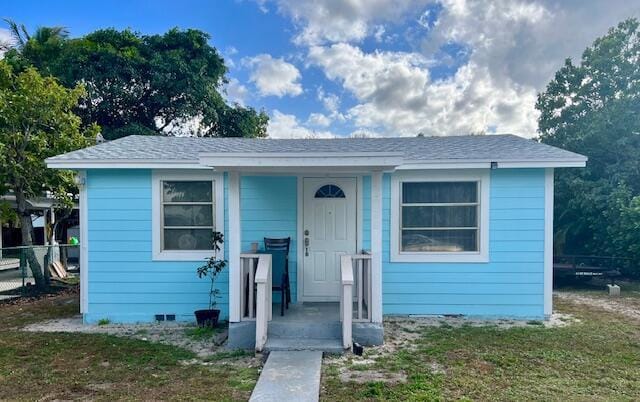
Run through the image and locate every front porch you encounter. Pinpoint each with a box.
[205,153,396,352]
[227,252,383,351]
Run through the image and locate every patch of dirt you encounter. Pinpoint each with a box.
[339,369,407,384]
[555,291,640,321]
[22,317,228,358]
[0,286,78,306]
[324,313,577,385]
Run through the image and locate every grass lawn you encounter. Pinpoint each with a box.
[322,295,640,401]
[2,286,639,401]
[0,289,259,401]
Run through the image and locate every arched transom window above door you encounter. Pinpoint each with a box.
[314,184,345,198]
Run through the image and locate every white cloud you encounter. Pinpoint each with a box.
[316,87,345,121]
[295,0,640,137]
[254,0,640,137]
[268,110,334,138]
[307,112,331,127]
[0,28,13,57]
[272,0,430,45]
[224,78,250,106]
[309,43,538,136]
[418,0,639,89]
[245,54,303,97]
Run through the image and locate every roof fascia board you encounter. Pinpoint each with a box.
[398,159,587,170]
[46,156,587,170]
[46,159,204,169]
[198,152,404,168]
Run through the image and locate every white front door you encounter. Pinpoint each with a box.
[302,178,357,301]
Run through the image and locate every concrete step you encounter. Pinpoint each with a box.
[267,320,341,340]
[264,337,344,354]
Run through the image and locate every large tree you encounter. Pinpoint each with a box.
[4,25,267,139]
[537,18,640,275]
[0,60,98,289]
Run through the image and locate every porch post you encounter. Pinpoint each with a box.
[371,171,383,323]
[228,171,241,322]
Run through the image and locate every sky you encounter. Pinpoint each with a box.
[1,0,639,139]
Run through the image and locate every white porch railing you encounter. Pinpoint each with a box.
[240,253,272,352]
[340,254,372,349]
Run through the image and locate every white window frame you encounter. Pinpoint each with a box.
[152,170,224,261]
[390,170,490,263]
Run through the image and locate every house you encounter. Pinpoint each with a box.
[46,134,586,351]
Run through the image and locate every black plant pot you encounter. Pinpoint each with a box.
[195,309,220,328]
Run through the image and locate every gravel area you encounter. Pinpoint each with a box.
[23,316,228,358]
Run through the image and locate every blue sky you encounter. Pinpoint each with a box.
[1,0,638,138]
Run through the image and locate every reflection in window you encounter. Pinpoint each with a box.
[162,181,214,251]
[400,181,479,252]
[315,184,345,198]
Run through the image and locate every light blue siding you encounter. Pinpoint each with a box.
[85,167,546,323]
[240,176,298,303]
[382,169,546,318]
[85,169,229,323]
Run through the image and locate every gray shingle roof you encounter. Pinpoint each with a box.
[47,134,586,164]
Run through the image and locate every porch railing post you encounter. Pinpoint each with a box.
[254,254,272,352]
[229,171,242,323]
[340,255,354,349]
[371,171,383,323]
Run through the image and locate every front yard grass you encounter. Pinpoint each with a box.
[322,295,640,401]
[2,286,640,400]
[0,291,259,400]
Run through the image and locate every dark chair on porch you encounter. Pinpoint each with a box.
[264,237,291,316]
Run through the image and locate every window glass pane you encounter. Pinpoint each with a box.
[402,206,477,228]
[402,182,477,204]
[164,205,213,227]
[163,181,212,202]
[164,229,212,250]
[401,229,477,252]
[315,184,345,198]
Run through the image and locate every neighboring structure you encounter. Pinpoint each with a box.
[46,135,586,350]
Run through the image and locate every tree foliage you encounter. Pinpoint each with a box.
[4,25,268,139]
[537,18,640,275]
[0,60,98,288]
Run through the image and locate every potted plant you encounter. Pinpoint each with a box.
[195,231,227,327]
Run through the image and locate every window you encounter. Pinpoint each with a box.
[401,182,478,252]
[161,181,214,251]
[390,171,489,263]
[315,184,345,198]
[152,171,223,261]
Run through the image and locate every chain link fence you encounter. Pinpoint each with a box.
[0,244,80,299]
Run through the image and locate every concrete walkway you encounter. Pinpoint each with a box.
[249,351,322,402]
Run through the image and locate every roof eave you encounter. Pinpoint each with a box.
[46,155,587,170]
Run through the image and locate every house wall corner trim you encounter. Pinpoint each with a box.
[544,168,554,318]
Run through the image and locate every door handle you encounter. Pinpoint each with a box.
[305,237,310,256]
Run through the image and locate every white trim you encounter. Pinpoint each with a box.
[370,172,383,323]
[228,171,241,322]
[46,159,205,169]
[544,168,554,318]
[151,170,224,261]
[397,159,586,170]
[296,176,304,303]
[78,170,89,314]
[390,169,490,263]
[356,175,363,253]
[48,155,587,171]
[199,152,403,173]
